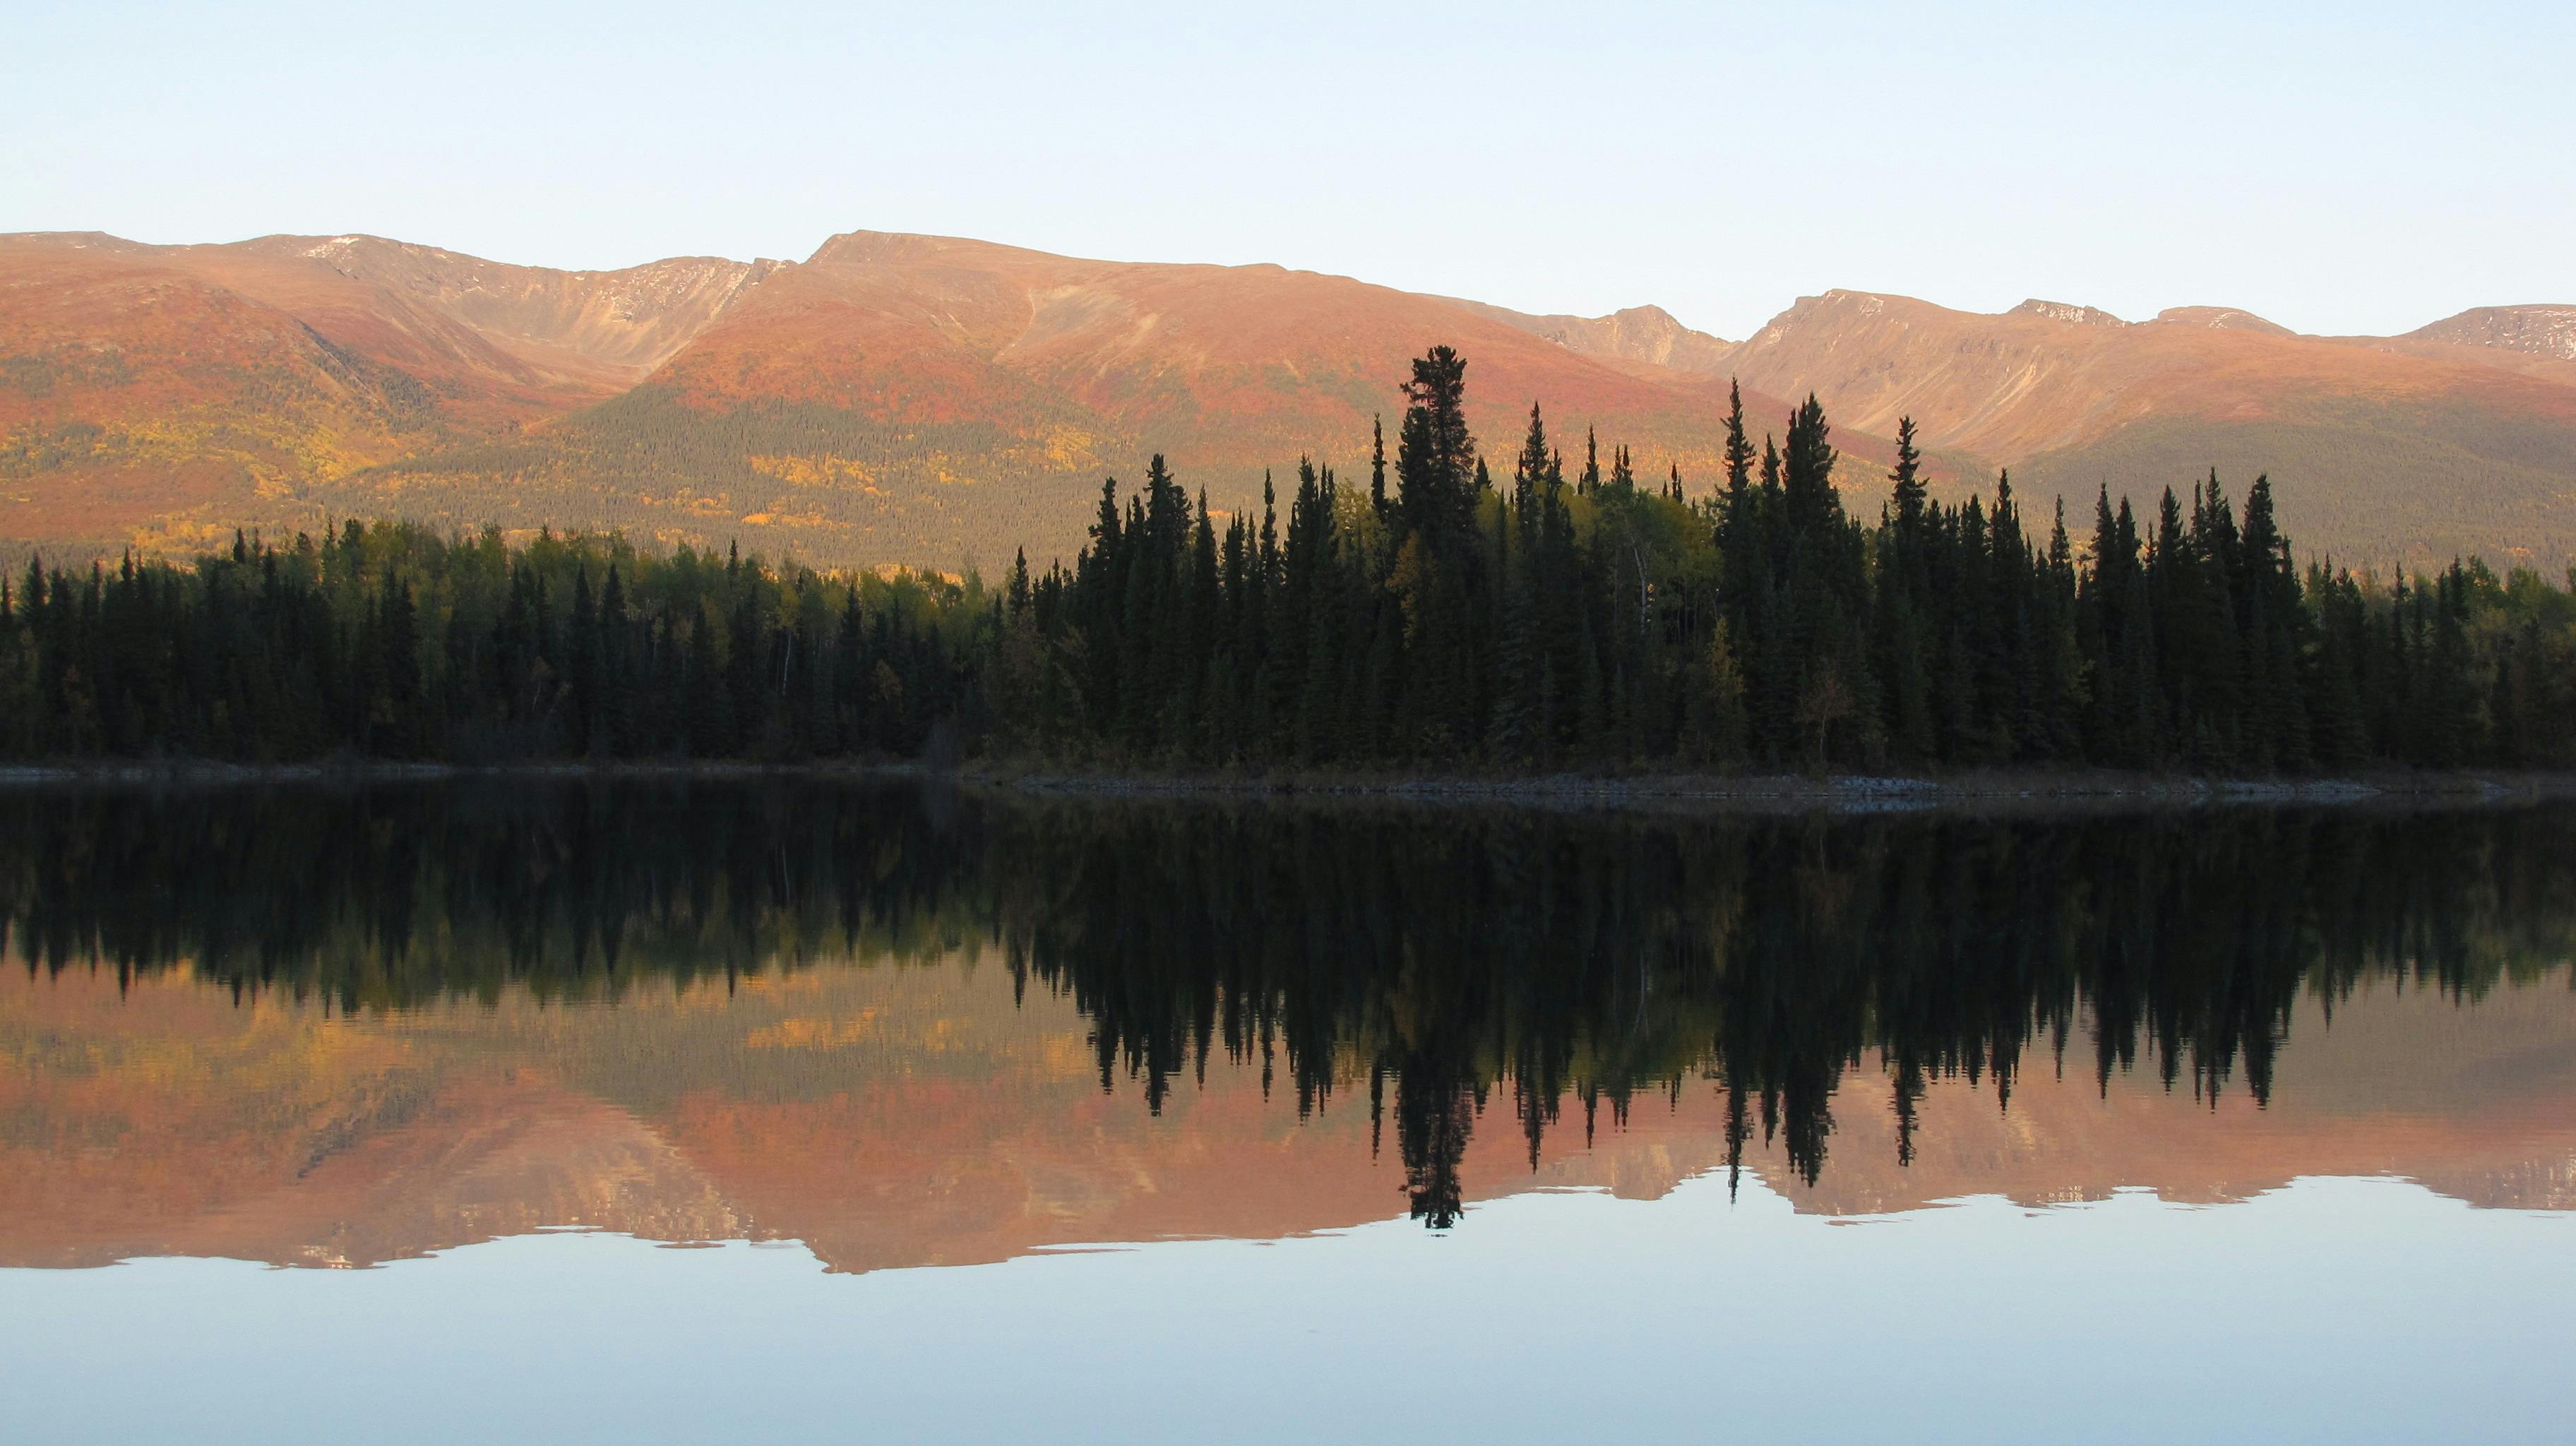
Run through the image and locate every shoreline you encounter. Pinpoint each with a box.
[972,765,2575,812]
[2,758,2570,811]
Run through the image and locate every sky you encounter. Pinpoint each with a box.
[5,0,2567,340]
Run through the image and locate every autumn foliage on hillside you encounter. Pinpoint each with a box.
[15,229,2576,575]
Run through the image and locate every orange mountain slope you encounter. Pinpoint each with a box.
[344,231,1815,567]
[0,232,781,556]
[2406,304,2576,362]
[1722,290,2576,567]
[1443,298,1737,375]
[5,226,2571,570]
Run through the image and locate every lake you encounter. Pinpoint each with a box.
[3,782,2571,1443]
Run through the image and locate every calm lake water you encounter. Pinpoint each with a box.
[3,782,2572,1444]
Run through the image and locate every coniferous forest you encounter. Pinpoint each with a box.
[3,347,2572,772]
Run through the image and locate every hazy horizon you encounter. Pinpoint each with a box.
[7,1,2568,340]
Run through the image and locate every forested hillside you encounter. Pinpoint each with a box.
[5,349,2571,772]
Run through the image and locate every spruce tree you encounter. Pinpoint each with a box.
[1371,414,1389,518]
[1395,347,1477,547]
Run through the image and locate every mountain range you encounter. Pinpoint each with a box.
[5,227,2571,571]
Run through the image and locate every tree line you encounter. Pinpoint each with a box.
[5,345,2572,771]
[0,521,982,763]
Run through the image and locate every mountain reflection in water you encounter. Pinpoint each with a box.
[1,782,2571,1272]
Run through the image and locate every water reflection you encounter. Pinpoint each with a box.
[1,782,2571,1265]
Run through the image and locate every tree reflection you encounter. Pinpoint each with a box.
[4,782,2570,1225]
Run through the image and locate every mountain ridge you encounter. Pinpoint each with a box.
[2407,304,2576,361]
[5,226,2571,569]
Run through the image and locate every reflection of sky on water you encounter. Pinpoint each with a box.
[8,1174,2567,1445]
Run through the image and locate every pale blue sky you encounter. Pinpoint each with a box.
[5,1,2566,338]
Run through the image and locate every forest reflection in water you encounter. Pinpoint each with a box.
[1,780,2572,1261]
